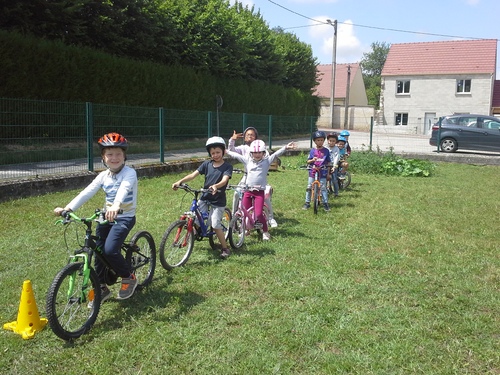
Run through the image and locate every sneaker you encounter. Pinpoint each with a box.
[117,274,138,300]
[220,248,231,259]
[88,285,111,309]
[333,194,339,198]
[262,232,271,241]
[269,218,278,228]
[302,203,310,210]
[324,203,331,212]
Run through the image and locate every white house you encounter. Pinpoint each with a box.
[379,39,498,135]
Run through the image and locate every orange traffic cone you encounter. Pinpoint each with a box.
[3,280,48,339]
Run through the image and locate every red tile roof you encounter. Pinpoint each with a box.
[492,80,500,107]
[382,39,497,76]
[314,63,360,98]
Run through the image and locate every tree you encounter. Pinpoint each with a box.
[360,41,390,108]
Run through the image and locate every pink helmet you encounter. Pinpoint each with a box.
[249,140,266,153]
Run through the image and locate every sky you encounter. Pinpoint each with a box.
[230,0,500,76]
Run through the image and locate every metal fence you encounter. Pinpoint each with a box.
[0,97,317,180]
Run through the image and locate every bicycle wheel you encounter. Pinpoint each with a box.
[127,230,156,290]
[339,171,351,190]
[312,183,320,214]
[228,212,246,249]
[46,262,101,341]
[159,219,194,270]
[209,207,232,250]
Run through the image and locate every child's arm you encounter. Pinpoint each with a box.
[226,149,246,163]
[269,142,296,163]
[172,170,200,190]
[208,174,231,194]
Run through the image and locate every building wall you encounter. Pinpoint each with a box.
[379,74,493,134]
[317,103,374,130]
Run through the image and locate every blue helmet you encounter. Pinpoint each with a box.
[340,130,350,136]
[337,136,347,143]
[312,131,326,140]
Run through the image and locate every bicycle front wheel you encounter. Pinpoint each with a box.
[46,262,101,341]
[159,220,194,270]
[228,212,246,249]
[339,171,351,189]
[209,207,232,250]
[127,230,156,290]
[312,183,320,214]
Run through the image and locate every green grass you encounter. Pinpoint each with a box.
[1,157,499,374]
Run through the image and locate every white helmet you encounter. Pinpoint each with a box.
[205,136,226,156]
[249,139,266,153]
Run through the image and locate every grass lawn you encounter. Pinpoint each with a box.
[0,157,498,374]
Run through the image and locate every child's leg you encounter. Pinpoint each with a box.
[252,191,268,232]
[305,176,314,203]
[332,168,339,195]
[209,206,229,250]
[320,178,329,203]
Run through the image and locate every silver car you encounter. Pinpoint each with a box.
[429,114,500,153]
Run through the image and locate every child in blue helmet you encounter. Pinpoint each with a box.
[303,131,331,211]
[339,130,352,156]
[337,136,349,177]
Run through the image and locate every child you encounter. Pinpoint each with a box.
[172,137,233,259]
[303,131,331,211]
[228,127,278,228]
[226,139,295,240]
[54,132,138,303]
[326,132,341,198]
[340,130,352,156]
[337,136,349,177]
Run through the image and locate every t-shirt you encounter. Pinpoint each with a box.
[308,147,331,178]
[197,160,233,207]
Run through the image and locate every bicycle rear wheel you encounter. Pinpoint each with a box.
[228,212,246,249]
[46,262,101,341]
[127,230,156,290]
[209,207,231,250]
[339,171,351,189]
[312,183,320,214]
[159,219,194,270]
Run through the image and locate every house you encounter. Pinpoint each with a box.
[314,63,372,130]
[379,39,498,135]
[491,80,500,116]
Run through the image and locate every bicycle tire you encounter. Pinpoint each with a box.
[159,219,194,270]
[46,262,101,341]
[209,207,232,250]
[228,212,246,249]
[339,171,351,190]
[312,183,320,214]
[127,230,156,290]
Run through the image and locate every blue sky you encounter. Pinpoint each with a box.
[230,0,500,75]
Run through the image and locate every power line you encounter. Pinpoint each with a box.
[268,0,494,41]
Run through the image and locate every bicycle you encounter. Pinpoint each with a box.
[227,184,270,248]
[327,164,351,193]
[301,165,329,214]
[46,208,156,341]
[159,184,232,270]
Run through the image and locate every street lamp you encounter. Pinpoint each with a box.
[326,19,337,129]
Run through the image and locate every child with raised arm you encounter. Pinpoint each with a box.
[53,132,138,303]
[226,139,295,241]
[228,127,278,228]
[172,137,233,259]
[303,131,331,211]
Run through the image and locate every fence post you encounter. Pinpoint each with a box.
[242,113,247,132]
[207,111,212,138]
[85,102,94,172]
[369,116,373,151]
[159,107,164,163]
[268,115,272,149]
[437,117,442,153]
[309,116,315,148]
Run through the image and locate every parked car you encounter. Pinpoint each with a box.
[429,114,500,153]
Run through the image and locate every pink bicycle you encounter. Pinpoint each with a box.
[227,184,270,249]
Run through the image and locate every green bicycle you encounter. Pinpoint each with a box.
[46,209,156,341]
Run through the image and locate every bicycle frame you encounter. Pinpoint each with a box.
[179,186,218,238]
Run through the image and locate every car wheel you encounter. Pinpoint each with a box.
[440,137,457,153]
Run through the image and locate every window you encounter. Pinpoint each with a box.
[396,80,410,94]
[456,79,471,93]
[395,113,408,126]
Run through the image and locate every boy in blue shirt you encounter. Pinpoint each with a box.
[303,131,331,211]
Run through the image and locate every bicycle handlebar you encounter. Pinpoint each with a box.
[300,165,330,170]
[178,183,220,194]
[227,184,266,191]
[57,208,122,225]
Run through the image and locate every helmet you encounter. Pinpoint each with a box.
[249,139,266,153]
[327,132,338,140]
[98,132,128,150]
[337,136,347,143]
[243,127,259,139]
[340,130,350,136]
[205,136,226,156]
[313,131,326,140]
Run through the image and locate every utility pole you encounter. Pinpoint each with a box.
[327,19,337,129]
[344,65,351,129]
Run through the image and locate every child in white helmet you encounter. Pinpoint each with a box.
[226,139,295,240]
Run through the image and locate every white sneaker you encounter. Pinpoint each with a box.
[269,218,278,228]
[262,232,271,241]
